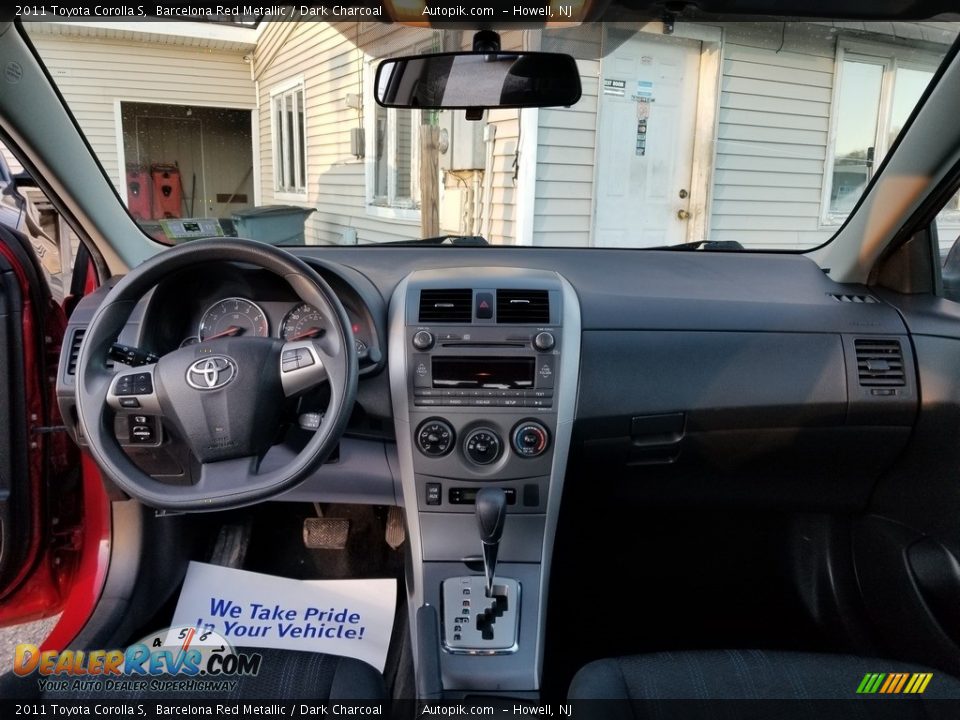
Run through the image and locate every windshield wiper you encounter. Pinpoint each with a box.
[645,240,744,251]
[383,234,489,247]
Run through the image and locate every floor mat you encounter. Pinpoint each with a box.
[245,504,404,581]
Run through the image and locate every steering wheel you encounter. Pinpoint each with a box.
[75,238,358,511]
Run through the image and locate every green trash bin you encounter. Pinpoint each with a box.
[232,205,316,246]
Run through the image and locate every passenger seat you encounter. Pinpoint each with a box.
[569,649,960,715]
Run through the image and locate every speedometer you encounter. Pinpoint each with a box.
[280,303,326,341]
[198,297,269,341]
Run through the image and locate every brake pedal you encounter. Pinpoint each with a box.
[385,506,406,549]
[302,517,350,550]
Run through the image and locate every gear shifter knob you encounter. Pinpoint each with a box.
[476,487,507,543]
[475,487,507,596]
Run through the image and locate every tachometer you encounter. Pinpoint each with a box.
[280,302,327,341]
[198,297,269,340]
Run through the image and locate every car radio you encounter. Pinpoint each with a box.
[409,328,558,409]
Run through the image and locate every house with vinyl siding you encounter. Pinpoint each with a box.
[13,19,960,254]
[20,21,259,235]
[251,18,960,252]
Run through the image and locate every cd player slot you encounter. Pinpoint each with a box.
[440,342,527,348]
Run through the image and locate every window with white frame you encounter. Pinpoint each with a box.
[825,45,937,222]
[272,80,307,196]
[367,61,420,213]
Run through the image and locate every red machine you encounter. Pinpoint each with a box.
[125,165,152,220]
[150,163,182,219]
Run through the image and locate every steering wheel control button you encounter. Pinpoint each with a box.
[185,356,236,390]
[297,348,315,368]
[412,330,435,351]
[282,347,316,373]
[464,428,502,465]
[114,372,154,396]
[425,482,442,506]
[416,419,455,457]
[512,421,550,457]
[533,331,556,352]
[119,397,140,409]
[127,415,159,445]
[281,349,299,372]
[109,342,159,367]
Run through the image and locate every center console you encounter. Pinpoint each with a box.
[389,268,580,695]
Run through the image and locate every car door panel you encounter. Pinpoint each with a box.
[0,224,82,628]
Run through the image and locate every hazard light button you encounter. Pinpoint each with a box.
[476,292,494,320]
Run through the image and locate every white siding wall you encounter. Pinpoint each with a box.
[527,22,956,249]
[533,26,602,247]
[483,108,519,245]
[479,31,525,245]
[254,22,531,245]
[710,22,958,249]
[1,145,23,173]
[24,30,255,195]
[710,23,837,248]
[255,22,437,246]
[532,61,599,247]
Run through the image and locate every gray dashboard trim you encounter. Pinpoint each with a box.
[387,267,581,693]
[289,247,908,335]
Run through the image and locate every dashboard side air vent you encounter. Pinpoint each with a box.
[830,293,877,304]
[419,289,473,323]
[66,328,85,375]
[496,290,550,324]
[855,339,906,387]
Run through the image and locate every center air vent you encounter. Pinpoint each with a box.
[419,289,473,323]
[855,339,906,387]
[66,328,85,375]
[496,290,550,324]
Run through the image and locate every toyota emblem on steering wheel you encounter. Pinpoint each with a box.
[186,356,237,390]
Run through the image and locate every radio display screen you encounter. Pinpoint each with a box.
[432,357,535,389]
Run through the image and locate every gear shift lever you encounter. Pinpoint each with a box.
[475,487,507,597]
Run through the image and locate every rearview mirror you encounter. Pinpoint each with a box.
[375,52,582,110]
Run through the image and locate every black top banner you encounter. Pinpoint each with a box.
[11,0,613,24]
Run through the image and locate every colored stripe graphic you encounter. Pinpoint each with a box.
[857,672,932,694]
[893,673,909,693]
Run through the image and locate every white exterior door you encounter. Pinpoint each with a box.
[594,32,701,247]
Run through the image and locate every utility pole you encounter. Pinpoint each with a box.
[420,120,441,238]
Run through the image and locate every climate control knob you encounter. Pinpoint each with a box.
[463,428,503,466]
[511,421,550,458]
[416,418,455,457]
[412,330,435,350]
[533,331,555,352]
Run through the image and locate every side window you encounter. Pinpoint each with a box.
[0,141,83,304]
[825,47,935,225]
[366,59,420,214]
[271,81,307,197]
[936,190,960,299]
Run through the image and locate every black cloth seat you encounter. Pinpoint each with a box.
[569,650,960,718]
[2,648,385,700]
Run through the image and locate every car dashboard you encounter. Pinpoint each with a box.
[53,244,940,692]
[55,246,920,509]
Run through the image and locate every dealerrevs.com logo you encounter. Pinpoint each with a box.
[13,627,262,694]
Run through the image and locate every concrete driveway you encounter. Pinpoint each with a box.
[0,616,59,674]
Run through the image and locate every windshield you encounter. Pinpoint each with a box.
[20,15,960,251]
